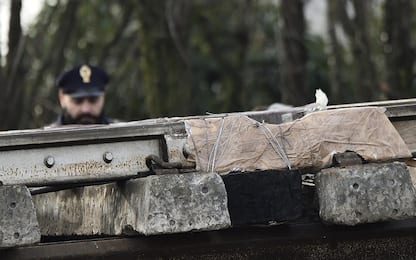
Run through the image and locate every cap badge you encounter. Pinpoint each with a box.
[79,65,92,83]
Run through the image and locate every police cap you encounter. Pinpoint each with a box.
[56,64,109,98]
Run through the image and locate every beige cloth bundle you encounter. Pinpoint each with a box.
[185,107,411,174]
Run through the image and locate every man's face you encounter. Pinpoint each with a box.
[59,90,105,124]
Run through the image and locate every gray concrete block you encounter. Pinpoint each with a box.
[316,162,416,225]
[128,172,231,235]
[0,185,40,248]
[33,172,230,236]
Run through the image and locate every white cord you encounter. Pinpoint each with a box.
[258,122,292,170]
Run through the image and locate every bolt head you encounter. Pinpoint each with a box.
[44,156,55,168]
[103,152,113,163]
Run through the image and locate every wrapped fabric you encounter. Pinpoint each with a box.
[185,107,411,174]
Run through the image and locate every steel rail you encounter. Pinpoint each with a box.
[1,98,416,149]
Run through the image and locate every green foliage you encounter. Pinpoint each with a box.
[6,0,404,129]
[9,0,301,129]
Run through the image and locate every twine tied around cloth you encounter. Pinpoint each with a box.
[256,120,292,170]
[207,117,226,172]
[206,116,291,172]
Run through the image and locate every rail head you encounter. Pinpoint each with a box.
[1,98,416,149]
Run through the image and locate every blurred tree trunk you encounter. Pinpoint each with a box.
[199,1,252,112]
[23,0,79,127]
[383,0,414,99]
[280,0,308,106]
[137,0,192,117]
[0,1,81,130]
[228,1,251,112]
[327,0,346,103]
[0,0,24,130]
[6,0,21,70]
[337,0,377,101]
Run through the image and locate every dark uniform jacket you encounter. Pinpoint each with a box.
[46,114,115,128]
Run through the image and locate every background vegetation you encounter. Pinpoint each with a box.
[0,0,415,130]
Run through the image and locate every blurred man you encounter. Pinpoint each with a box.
[49,64,114,126]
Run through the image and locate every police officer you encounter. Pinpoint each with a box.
[49,64,114,126]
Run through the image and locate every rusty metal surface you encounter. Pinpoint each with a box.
[0,139,162,186]
[164,133,190,167]
[3,219,416,259]
[145,154,196,174]
[29,175,138,195]
[332,152,364,167]
[0,121,186,149]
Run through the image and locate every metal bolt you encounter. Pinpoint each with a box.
[44,156,55,168]
[103,152,113,163]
